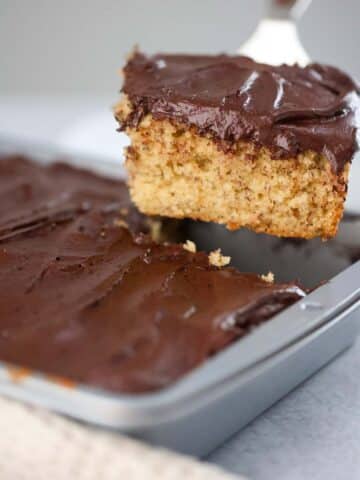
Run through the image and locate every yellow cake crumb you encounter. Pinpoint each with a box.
[183,240,197,253]
[146,218,162,242]
[261,272,275,283]
[209,249,231,267]
[119,207,129,216]
[113,218,129,229]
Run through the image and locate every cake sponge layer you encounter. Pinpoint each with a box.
[116,102,349,239]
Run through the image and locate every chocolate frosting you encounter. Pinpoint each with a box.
[0,155,304,393]
[120,52,360,173]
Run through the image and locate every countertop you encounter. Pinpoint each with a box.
[1,95,359,480]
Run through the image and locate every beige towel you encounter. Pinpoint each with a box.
[0,396,244,480]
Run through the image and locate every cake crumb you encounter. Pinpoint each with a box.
[261,272,275,283]
[183,240,197,253]
[209,249,231,267]
[147,219,162,242]
[113,218,129,229]
[119,207,129,216]
[220,315,236,331]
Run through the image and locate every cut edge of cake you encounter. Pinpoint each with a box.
[115,96,350,239]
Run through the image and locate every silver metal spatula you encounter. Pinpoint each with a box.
[238,0,312,65]
[238,0,360,214]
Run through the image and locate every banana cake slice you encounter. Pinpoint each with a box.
[115,51,359,239]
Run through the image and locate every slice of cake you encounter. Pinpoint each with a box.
[115,52,360,239]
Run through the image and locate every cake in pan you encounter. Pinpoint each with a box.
[115,52,360,239]
[0,155,304,393]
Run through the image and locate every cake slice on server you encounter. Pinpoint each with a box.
[115,52,360,239]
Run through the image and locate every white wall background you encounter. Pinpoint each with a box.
[1,0,359,94]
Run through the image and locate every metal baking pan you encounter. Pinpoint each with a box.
[0,136,359,457]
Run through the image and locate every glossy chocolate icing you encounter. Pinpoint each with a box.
[0,155,304,393]
[120,52,360,173]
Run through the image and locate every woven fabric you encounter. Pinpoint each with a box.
[0,396,243,480]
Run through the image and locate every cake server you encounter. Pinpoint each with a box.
[238,0,312,65]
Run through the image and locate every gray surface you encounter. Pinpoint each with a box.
[1,96,360,479]
[210,341,360,480]
[1,0,360,94]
